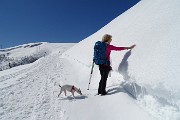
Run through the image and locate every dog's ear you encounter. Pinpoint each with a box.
[78,88,82,95]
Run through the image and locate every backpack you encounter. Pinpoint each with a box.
[93,41,110,65]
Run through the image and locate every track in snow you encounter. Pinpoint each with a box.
[0,52,71,120]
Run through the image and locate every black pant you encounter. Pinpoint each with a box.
[98,65,111,95]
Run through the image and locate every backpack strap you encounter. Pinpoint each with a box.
[105,44,111,65]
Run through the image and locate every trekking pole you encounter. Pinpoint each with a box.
[87,61,94,90]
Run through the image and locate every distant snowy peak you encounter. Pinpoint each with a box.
[0,42,45,52]
[0,42,75,71]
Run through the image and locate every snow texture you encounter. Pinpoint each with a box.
[1,0,180,120]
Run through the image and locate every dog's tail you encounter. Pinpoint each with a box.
[59,84,61,88]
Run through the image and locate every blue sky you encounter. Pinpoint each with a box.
[0,0,140,48]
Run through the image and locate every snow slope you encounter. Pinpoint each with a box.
[0,43,75,120]
[62,0,180,119]
[1,0,180,120]
[0,43,155,120]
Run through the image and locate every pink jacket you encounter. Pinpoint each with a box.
[105,44,126,61]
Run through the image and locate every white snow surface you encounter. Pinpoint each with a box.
[62,0,180,119]
[1,0,180,120]
[0,43,155,120]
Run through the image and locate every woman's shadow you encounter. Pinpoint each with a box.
[118,50,132,80]
[106,51,135,98]
[116,50,147,99]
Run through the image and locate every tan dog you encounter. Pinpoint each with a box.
[58,85,82,97]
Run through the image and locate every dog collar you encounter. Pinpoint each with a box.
[71,85,75,92]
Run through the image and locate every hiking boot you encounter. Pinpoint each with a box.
[101,92,107,96]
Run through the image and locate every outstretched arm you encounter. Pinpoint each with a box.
[108,44,136,51]
[124,44,136,50]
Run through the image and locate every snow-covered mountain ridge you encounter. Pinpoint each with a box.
[62,0,180,119]
[0,42,74,71]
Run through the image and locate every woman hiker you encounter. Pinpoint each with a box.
[97,34,136,95]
